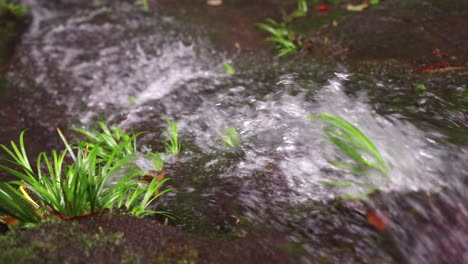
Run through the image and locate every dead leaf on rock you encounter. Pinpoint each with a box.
[315,4,330,13]
[207,0,223,6]
[367,209,389,231]
[0,216,19,225]
[347,3,369,12]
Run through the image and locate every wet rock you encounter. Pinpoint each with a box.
[0,222,7,234]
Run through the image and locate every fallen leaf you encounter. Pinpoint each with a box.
[347,3,369,12]
[207,0,223,6]
[432,48,448,58]
[367,209,389,231]
[156,171,166,182]
[139,170,168,197]
[417,60,468,73]
[315,4,330,13]
[0,216,18,225]
[141,170,167,183]
[422,66,468,73]
[232,215,241,225]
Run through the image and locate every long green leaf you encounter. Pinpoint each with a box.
[310,114,389,176]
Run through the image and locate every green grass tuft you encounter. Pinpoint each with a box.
[162,116,181,156]
[256,19,299,57]
[256,0,309,57]
[223,63,236,75]
[0,0,29,18]
[310,113,389,177]
[221,127,240,148]
[0,124,172,227]
[134,0,150,12]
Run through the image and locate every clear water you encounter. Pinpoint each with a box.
[7,2,468,262]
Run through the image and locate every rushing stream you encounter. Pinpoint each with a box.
[3,1,467,263]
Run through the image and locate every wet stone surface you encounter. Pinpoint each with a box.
[0,0,467,263]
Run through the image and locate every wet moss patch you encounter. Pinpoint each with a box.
[0,214,292,263]
[0,220,135,264]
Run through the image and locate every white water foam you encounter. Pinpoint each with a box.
[181,72,462,202]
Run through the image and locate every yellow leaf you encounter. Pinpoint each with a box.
[347,3,369,12]
[19,185,39,208]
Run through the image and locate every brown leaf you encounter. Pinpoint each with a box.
[0,216,19,225]
[367,209,389,231]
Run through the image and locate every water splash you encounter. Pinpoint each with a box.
[7,1,467,261]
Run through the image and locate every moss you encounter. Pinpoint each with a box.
[156,243,200,264]
[0,231,38,263]
[0,221,138,263]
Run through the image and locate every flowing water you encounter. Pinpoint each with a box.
[3,1,468,263]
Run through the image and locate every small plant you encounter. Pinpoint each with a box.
[0,0,29,17]
[146,152,164,171]
[221,127,240,148]
[413,83,427,91]
[309,113,389,176]
[93,0,103,7]
[73,122,138,160]
[134,0,150,12]
[116,176,173,218]
[163,116,181,156]
[256,19,299,57]
[256,0,309,57]
[282,0,308,22]
[223,63,236,75]
[0,182,42,225]
[0,124,172,227]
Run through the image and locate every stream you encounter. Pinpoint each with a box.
[1,1,467,263]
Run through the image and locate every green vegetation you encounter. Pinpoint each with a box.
[221,127,240,148]
[223,63,236,75]
[163,116,181,156]
[73,122,139,161]
[135,0,150,12]
[256,0,383,57]
[282,0,308,22]
[320,179,353,187]
[310,114,389,200]
[0,123,172,227]
[146,152,164,171]
[128,95,137,106]
[93,0,149,12]
[0,0,29,18]
[310,113,389,177]
[0,222,137,263]
[256,0,309,57]
[413,83,427,91]
[256,19,299,57]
